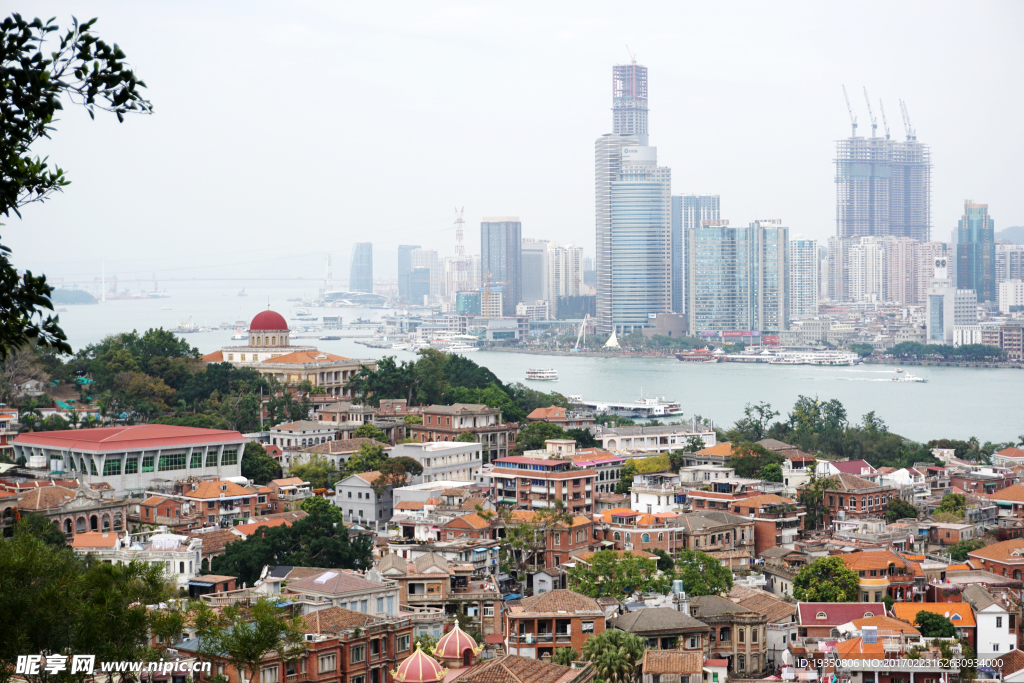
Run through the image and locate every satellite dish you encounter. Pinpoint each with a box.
[945,611,950,618]
[782,650,792,665]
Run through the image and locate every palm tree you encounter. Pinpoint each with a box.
[581,630,645,683]
[553,647,577,667]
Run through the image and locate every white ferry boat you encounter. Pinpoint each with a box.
[574,394,684,418]
[893,371,927,383]
[525,368,558,381]
[724,347,860,366]
[446,342,478,355]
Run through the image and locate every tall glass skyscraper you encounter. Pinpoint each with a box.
[480,218,522,316]
[397,244,420,302]
[612,63,648,145]
[956,200,996,303]
[672,195,720,314]
[349,242,373,293]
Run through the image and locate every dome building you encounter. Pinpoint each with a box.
[200,310,376,398]
[391,642,447,683]
[433,622,483,668]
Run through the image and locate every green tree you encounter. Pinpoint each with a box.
[455,430,476,442]
[651,548,675,573]
[553,647,577,667]
[581,629,645,683]
[760,463,783,483]
[885,498,918,523]
[674,549,733,597]
[220,598,306,683]
[354,423,389,443]
[567,550,670,599]
[342,442,388,478]
[566,427,597,448]
[11,511,67,547]
[289,454,337,491]
[0,15,151,359]
[914,611,956,637]
[850,343,874,358]
[414,633,438,653]
[373,456,424,497]
[299,496,342,522]
[510,420,569,456]
[798,472,839,530]
[732,401,780,442]
[935,493,966,519]
[793,556,860,602]
[948,539,986,562]
[241,442,282,485]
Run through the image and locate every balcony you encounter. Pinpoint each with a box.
[406,593,443,603]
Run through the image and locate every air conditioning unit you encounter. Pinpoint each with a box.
[305,634,316,642]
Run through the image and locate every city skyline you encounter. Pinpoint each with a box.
[11,1,1024,286]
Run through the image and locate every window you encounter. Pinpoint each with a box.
[582,621,594,633]
[752,628,758,643]
[397,635,410,651]
[190,452,203,469]
[206,450,218,467]
[739,656,745,671]
[158,452,187,471]
[318,655,336,673]
[483,605,494,617]
[689,637,698,648]
[997,617,1003,628]
[739,628,745,643]
[260,666,279,683]
[221,449,238,466]
[554,532,561,546]
[103,459,122,476]
[351,645,365,663]
[361,600,367,613]
[387,596,394,615]
[641,533,650,543]
[141,455,155,473]
[378,597,384,613]
[348,491,352,498]
[357,492,362,499]
[658,533,664,542]
[994,644,1000,652]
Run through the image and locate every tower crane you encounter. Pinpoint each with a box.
[878,99,890,140]
[842,85,858,137]
[863,87,878,138]
[899,99,916,140]
[626,44,636,65]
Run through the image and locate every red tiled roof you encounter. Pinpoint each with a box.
[831,460,875,475]
[527,406,566,421]
[72,532,119,548]
[996,447,1024,460]
[201,350,225,362]
[186,480,252,500]
[14,425,244,452]
[797,603,884,626]
[642,651,703,675]
[892,602,976,627]
[696,442,732,456]
[233,517,293,536]
[261,349,350,364]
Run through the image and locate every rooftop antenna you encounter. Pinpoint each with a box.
[842,85,858,137]
[626,44,636,65]
[899,99,916,140]
[878,99,891,140]
[863,87,877,138]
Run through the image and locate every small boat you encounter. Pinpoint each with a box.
[447,342,479,355]
[319,335,341,341]
[526,368,558,381]
[895,367,904,373]
[230,329,248,341]
[676,348,721,363]
[893,371,927,383]
[238,288,248,297]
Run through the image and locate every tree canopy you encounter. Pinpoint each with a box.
[580,629,645,683]
[793,556,860,602]
[674,549,734,597]
[885,498,918,523]
[915,611,956,638]
[241,442,281,486]
[566,550,671,599]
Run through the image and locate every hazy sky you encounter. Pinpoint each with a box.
[11,0,1024,286]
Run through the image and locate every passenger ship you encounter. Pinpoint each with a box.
[525,368,559,381]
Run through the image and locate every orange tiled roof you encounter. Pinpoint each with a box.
[840,550,911,572]
[527,406,566,421]
[72,532,119,548]
[141,495,169,506]
[852,615,920,635]
[187,480,252,499]
[448,513,490,530]
[234,517,292,536]
[395,501,425,510]
[730,494,796,510]
[988,484,1024,503]
[696,442,732,456]
[891,602,976,627]
[353,471,383,484]
[833,637,885,659]
[967,538,1024,563]
[201,350,225,362]
[947,563,971,571]
[262,349,350,364]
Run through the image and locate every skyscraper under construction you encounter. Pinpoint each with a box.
[835,100,931,243]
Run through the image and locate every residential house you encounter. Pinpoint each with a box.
[491,456,596,515]
[891,602,976,649]
[526,405,595,429]
[267,477,311,511]
[993,448,1024,468]
[822,635,953,683]
[280,567,400,618]
[987,484,1024,522]
[186,527,243,570]
[631,472,683,514]
[727,586,798,669]
[839,550,919,603]
[816,459,877,479]
[968,538,1024,580]
[811,473,899,527]
[728,494,805,555]
[796,603,886,639]
[297,437,384,472]
[333,471,394,526]
[761,547,810,598]
[181,479,262,528]
[573,448,625,494]
[925,521,978,547]
[688,594,768,678]
[10,483,129,539]
[951,467,1017,496]
[608,607,711,651]
[376,552,502,635]
[639,651,703,683]
[72,528,202,588]
[409,404,519,463]
[594,424,715,455]
[186,574,238,599]
[504,589,606,660]
[388,441,483,484]
[963,584,1017,659]
[451,655,597,683]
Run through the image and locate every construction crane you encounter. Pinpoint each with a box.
[842,85,858,137]
[481,272,509,316]
[899,99,916,140]
[878,99,890,140]
[626,44,636,65]
[863,87,878,138]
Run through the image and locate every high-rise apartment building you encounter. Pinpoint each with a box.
[521,239,551,305]
[550,242,584,299]
[397,245,420,302]
[835,135,931,242]
[956,201,996,303]
[686,220,789,333]
[884,237,918,306]
[480,218,522,316]
[826,236,853,302]
[612,62,648,145]
[789,235,819,317]
[996,244,1024,282]
[916,242,948,305]
[596,133,639,333]
[672,195,720,314]
[408,267,431,306]
[926,256,977,345]
[349,243,373,293]
[847,237,886,303]
[410,248,442,302]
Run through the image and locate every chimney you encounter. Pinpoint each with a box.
[541,652,552,664]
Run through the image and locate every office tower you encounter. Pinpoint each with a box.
[612,61,648,145]
[596,133,639,332]
[408,267,431,305]
[397,245,420,302]
[610,146,672,332]
[672,195,720,314]
[956,201,996,303]
[926,255,977,344]
[686,220,788,333]
[410,248,442,302]
[847,237,886,303]
[916,241,948,305]
[480,218,522,316]
[835,133,931,242]
[550,242,584,298]
[455,291,481,315]
[349,243,373,293]
[997,244,1024,282]
[826,236,853,302]
[789,235,819,317]
[884,237,918,305]
[521,239,551,305]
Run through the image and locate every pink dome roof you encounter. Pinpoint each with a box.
[249,310,288,331]
[434,622,480,659]
[392,644,446,683]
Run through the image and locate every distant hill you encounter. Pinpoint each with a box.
[996,226,1024,244]
[51,289,97,305]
